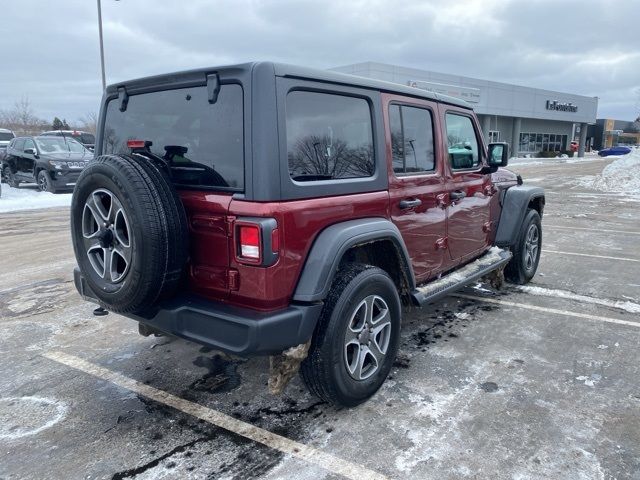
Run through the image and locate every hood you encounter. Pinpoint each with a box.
[40,151,93,161]
[491,167,519,188]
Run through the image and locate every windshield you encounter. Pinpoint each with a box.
[102,84,244,190]
[35,136,89,154]
[0,132,14,141]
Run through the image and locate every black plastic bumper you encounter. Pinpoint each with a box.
[73,268,323,356]
[51,169,81,188]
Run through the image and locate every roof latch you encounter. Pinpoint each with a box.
[117,86,129,112]
[206,73,221,104]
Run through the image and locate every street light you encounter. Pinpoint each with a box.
[97,0,120,91]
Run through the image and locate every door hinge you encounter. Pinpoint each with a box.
[228,269,239,291]
[483,221,493,233]
[436,193,448,209]
[435,237,448,250]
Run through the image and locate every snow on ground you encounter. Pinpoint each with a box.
[516,285,640,314]
[587,150,640,194]
[0,184,72,213]
[508,153,607,167]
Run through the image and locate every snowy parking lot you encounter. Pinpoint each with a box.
[1,154,639,479]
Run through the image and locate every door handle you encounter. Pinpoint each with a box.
[399,198,422,209]
[450,190,466,201]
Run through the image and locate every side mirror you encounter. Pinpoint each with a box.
[24,147,37,156]
[488,142,509,167]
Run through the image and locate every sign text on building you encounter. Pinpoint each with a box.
[546,100,578,112]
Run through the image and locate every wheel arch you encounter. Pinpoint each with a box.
[495,185,545,248]
[292,218,415,303]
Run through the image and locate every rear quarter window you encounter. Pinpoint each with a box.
[102,84,244,190]
[286,91,375,182]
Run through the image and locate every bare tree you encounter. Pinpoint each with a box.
[78,112,98,134]
[0,96,48,135]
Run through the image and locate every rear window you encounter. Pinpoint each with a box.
[73,133,95,145]
[102,84,244,190]
[286,91,375,181]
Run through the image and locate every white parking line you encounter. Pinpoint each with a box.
[43,351,388,480]
[544,225,640,236]
[542,249,640,263]
[454,294,640,329]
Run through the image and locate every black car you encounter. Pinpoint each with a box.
[2,136,93,192]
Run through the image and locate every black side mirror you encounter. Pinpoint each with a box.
[488,142,509,167]
[24,147,37,156]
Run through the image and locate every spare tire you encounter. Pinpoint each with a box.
[70,154,189,313]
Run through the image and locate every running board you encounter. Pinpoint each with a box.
[411,247,512,306]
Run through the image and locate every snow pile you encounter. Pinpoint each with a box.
[0,184,72,213]
[590,150,640,194]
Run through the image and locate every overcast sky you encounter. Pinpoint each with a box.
[1,0,638,123]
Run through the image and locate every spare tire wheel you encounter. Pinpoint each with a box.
[70,154,189,313]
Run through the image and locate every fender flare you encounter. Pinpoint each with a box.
[292,218,415,303]
[495,185,545,247]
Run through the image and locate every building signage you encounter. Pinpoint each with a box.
[546,100,578,112]
[408,80,481,103]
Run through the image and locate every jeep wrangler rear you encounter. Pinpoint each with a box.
[71,62,544,407]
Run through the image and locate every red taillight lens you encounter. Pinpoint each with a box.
[239,225,260,259]
[127,139,146,149]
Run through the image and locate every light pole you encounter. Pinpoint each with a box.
[97,0,106,91]
[97,0,119,91]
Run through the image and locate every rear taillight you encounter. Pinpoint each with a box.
[239,225,260,260]
[235,218,279,267]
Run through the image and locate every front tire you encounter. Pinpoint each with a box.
[300,264,401,407]
[37,170,54,193]
[505,208,542,284]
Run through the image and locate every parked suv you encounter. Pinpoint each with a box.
[0,128,15,162]
[41,130,96,151]
[71,62,544,407]
[3,136,93,192]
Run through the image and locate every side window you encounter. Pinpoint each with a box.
[24,138,36,151]
[286,91,375,181]
[389,104,435,175]
[445,113,480,170]
[14,138,25,152]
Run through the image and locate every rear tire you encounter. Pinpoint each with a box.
[505,208,542,284]
[300,264,401,407]
[7,168,19,188]
[70,154,189,314]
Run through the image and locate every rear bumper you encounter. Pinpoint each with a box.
[73,268,322,356]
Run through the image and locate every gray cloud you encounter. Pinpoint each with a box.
[1,0,638,123]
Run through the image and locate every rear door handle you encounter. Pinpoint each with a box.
[450,190,466,201]
[399,198,422,209]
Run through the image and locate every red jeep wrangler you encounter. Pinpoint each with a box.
[71,62,544,407]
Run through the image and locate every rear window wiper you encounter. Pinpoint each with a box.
[291,173,334,182]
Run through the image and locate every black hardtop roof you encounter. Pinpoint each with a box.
[106,61,471,109]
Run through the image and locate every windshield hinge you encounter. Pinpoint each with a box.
[206,73,221,104]
[117,86,129,112]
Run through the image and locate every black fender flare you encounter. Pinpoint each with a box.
[292,218,415,303]
[495,185,545,247]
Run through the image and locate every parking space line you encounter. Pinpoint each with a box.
[453,294,640,329]
[542,249,640,263]
[43,351,389,480]
[544,225,640,236]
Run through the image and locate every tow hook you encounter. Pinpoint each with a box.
[268,341,311,395]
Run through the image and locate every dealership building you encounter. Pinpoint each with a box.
[333,62,598,156]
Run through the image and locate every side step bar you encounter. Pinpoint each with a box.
[411,247,512,306]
